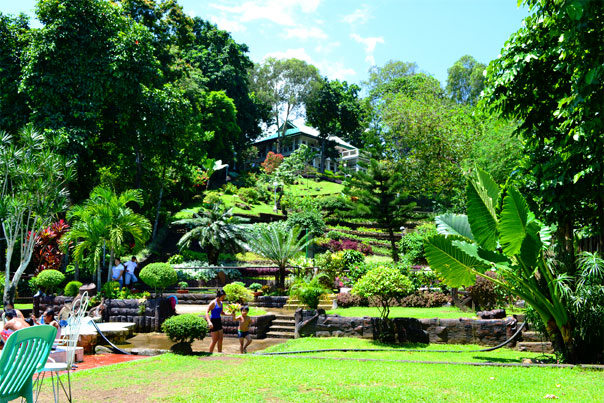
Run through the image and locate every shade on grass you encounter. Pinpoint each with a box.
[327,306,482,319]
[51,347,601,402]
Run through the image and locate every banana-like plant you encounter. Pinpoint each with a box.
[424,169,574,361]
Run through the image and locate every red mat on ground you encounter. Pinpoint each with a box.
[72,353,146,372]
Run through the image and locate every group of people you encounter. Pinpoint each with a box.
[111,256,138,290]
[206,290,253,354]
[1,303,63,344]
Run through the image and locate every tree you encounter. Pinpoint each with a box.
[249,57,321,152]
[424,169,576,361]
[0,125,72,305]
[174,204,249,266]
[343,159,415,262]
[63,187,151,288]
[246,225,309,290]
[306,78,364,171]
[446,55,486,105]
[483,0,604,259]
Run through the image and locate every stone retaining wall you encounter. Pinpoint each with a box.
[294,310,518,346]
[34,295,75,317]
[166,293,215,305]
[220,314,275,339]
[103,298,175,332]
[254,296,288,308]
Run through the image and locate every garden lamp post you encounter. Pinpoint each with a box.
[273,181,279,213]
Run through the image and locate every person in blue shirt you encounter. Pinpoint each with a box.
[205,289,227,353]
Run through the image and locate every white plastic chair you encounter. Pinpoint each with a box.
[34,291,89,403]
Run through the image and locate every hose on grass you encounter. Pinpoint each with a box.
[254,322,526,356]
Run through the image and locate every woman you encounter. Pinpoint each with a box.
[205,289,228,353]
[111,258,125,290]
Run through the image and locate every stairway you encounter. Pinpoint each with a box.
[265,314,296,339]
[517,330,554,353]
[282,294,337,311]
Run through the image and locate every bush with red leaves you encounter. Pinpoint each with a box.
[321,238,373,255]
[32,220,69,274]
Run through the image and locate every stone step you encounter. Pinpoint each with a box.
[522,331,546,343]
[272,320,295,326]
[270,326,294,332]
[283,304,332,311]
[266,331,295,339]
[517,341,553,353]
[274,314,295,320]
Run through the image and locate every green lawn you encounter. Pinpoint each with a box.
[262,337,553,364]
[1,303,32,310]
[327,306,481,319]
[50,346,602,402]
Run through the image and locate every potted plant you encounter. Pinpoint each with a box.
[249,283,262,297]
[177,281,189,294]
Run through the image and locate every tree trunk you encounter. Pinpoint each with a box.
[208,247,219,266]
[278,266,286,291]
[152,166,166,242]
[320,137,326,173]
[74,262,79,282]
[107,249,115,284]
[97,260,102,292]
[388,226,399,262]
[4,283,16,306]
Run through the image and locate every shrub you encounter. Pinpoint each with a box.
[167,254,184,265]
[336,292,368,308]
[64,281,83,297]
[261,152,284,174]
[162,314,208,345]
[101,281,121,299]
[223,283,253,304]
[181,250,208,262]
[399,223,437,265]
[352,266,414,321]
[139,263,177,296]
[203,192,221,205]
[178,281,188,290]
[286,209,326,237]
[321,238,373,255]
[0,273,4,299]
[289,276,330,309]
[249,283,262,292]
[35,269,65,294]
[399,291,451,308]
[221,182,238,195]
[237,187,259,204]
[467,270,506,311]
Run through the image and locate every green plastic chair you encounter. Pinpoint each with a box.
[0,325,57,403]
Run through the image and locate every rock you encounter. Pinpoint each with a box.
[477,309,506,319]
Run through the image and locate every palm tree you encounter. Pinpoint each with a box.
[63,187,151,288]
[173,203,249,265]
[246,225,310,290]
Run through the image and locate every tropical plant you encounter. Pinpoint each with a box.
[245,225,310,289]
[174,203,249,265]
[424,169,580,361]
[34,269,65,295]
[139,263,177,297]
[32,219,70,274]
[223,283,253,304]
[289,275,330,310]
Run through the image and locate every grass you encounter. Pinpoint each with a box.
[363,254,394,264]
[1,303,32,310]
[262,337,553,364]
[49,347,602,402]
[327,306,481,319]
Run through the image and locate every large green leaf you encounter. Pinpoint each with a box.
[466,177,498,250]
[453,240,511,269]
[424,235,486,288]
[435,213,474,241]
[518,223,543,268]
[476,167,500,207]
[498,186,532,255]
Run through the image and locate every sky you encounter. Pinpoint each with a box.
[1,0,529,86]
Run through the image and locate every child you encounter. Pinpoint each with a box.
[233,306,253,354]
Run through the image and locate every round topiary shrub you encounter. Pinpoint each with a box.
[64,281,83,297]
[161,314,208,354]
[35,269,65,294]
[139,263,177,296]
[223,283,253,304]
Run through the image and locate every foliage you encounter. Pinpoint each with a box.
[289,275,330,309]
[352,266,414,321]
[399,291,451,308]
[336,292,368,308]
[483,0,604,258]
[174,203,249,265]
[261,152,284,175]
[64,281,83,297]
[399,223,437,265]
[249,283,262,292]
[35,269,65,294]
[178,281,188,290]
[423,169,581,362]
[174,267,242,283]
[223,283,253,304]
[139,263,177,296]
[221,183,238,195]
[245,224,310,289]
[202,192,221,206]
[0,125,72,305]
[32,219,70,274]
[466,271,510,311]
[321,239,373,255]
[285,209,325,238]
[167,254,184,265]
[161,314,208,345]
[343,159,414,261]
[446,55,486,105]
[237,187,259,205]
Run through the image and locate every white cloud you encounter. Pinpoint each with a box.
[342,4,372,25]
[211,0,321,27]
[284,27,328,40]
[315,41,341,54]
[263,49,356,81]
[209,15,247,33]
[350,33,384,65]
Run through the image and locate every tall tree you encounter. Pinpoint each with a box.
[483,0,604,260]
[343,159,415,262]
[306,79,364,171]
[446,55,486,105]
[249,57,321,152]
[0,125,73,305]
